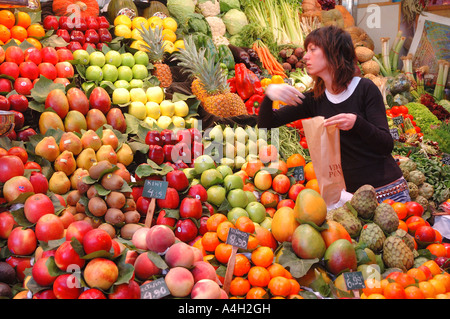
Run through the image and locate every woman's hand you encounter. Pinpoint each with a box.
[324,113,357,131]
[265,84,304,105]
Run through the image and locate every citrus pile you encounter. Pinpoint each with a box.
[0,10,43,48]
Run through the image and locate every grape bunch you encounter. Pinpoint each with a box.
[317,0,336,10]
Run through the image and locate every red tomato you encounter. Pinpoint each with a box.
[398,105,409,115]
[415,126,421,133]
[390,106,400,116]
[405,201,424,217]
[403,113,414,120]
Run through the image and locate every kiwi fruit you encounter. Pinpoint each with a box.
[120,223,142,239]
[87,185,99,199]
[97,223,116,238]
[76,202,86,214]
[89,160,114,180]
[124,210,141,224]
[88,197,108,217]
[66,190,81,207]
[0,262,15,284]
[0,282,12,299]
[77,177,90,195]
[104,208,125,226]
[101,173,124,191]
[106,191,126,209]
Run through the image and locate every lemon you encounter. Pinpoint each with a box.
[161,29,176,43]
[131,28,143,40]
[162,17,177,32]
[172,116,185,129]
[114,24,132,38]
[174,39,185,51]
[148,16,163,30]
[163,40,175,54]
[130,40,148,51]
[132,17,149,30]
[114,15,132,28]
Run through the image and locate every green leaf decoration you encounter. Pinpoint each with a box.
[146,251,168,270]
[40,35,69,48]
[275,242,319,279]
[30,76,65,104]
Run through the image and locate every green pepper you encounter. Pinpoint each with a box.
[217,45,235,71]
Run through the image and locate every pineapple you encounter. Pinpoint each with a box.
[173,36,247,118]
[138,26,173,88]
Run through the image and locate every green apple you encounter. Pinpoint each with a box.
[159,100,175,117]
[216,165,233,179]
[174,100,189,117]
[104,50,122,67]
[206,185,226,206]
[132,64,148,80]
[114,80,131,90]
[223,174,244,191]
[146,86,164,104]
[117,65,133,82]
[134,50,149,65]
[85,65,103,81]
[128,101,147,120]
[194,155,216,175]
[130,87,147,104]
[157,115,172,129]
[89,51,106,67]
[172,116,185,129]
[129,79,144,89]
[245,201,266,223]
[102,64,119,82]
[227,207,249,224]
[227,189,248,208]
[73,49,90,65]
[120,52,135,68]
[112,87,130,105]
[146,101,160,119]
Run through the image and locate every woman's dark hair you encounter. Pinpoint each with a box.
[304,25,357,98]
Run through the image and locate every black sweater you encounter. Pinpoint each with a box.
[257,77,403,193]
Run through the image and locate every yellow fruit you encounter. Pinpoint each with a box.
[114,15,132,28]
[148,16,163,30]
[130,40,147,51]
[114,25,132,38]
[174,39,185,51]
[163,40,175,54]
[163,17,177,32]
[132,17,149,30]
[131,28,143,40]
[162,29,176,43]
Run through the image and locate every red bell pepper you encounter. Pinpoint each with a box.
[245,93,265,114]
[227,77,236,93]
[235,63,264,100]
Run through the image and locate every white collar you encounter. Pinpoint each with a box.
[325,77,361,104]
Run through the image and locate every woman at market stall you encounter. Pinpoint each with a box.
[257,25,410,203]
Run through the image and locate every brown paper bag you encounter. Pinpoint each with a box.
[302,116,346,206]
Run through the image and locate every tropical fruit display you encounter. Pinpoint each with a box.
[0,0,449,302]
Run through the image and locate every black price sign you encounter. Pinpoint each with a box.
[226,228,249,250]
[442,153,450,165]
[393,116,404,125]
[293,165,304,182]
[343,271,366,291]
[389,128,399,141]
[142,179,168,199]
[140,277,170,299]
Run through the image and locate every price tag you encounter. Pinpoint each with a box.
[140,277,170,299]
[389,128,399,141]
[393,115,404,125]
[343,271,366,291]
[442,153,450,165]
[226,227,249,250]
[142,179,168,199]
[293,165,304,182]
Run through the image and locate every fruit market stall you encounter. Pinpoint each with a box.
[0,0,449,303]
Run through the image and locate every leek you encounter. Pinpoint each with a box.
[389,31,402,67]
[372,55,388,77]
[380,37,392,76]
[392,36,406,71]
[434,60,449,101]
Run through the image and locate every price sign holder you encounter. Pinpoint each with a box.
[140,277,170,299]
[222,228,249,295]
[293,165,305,182]
[142,179,168,227]
[343,271,365,298]
[392,115,404,125]
[389,128,399,141]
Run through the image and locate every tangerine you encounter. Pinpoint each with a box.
[428,278,446,295]
[251,246,274,268]
[404,286,425,299]
[286,153,306,168]
[362,278,383,296]
[305,178,320,193]
[304,161,316,181]
[246,235,259,251]
[229,277,251,296]
[367,293,386,299]
[246,287,268,299]
[383,282,406,299]
[10,25,27,42]
[216,221,235,242]
[233,254,251,277]
[422,260,442,276]
[248,266,271,287]
[288,278,301,295]
[24,37,41,49]
[0,24,10,43]
[258,144,279,164]
[268,276,291,297]
[206,213,227,232]
[27,24,45,38]
[267,160,288,175]
[214,242,232,264]
[235,216,255,234]
[0,10,15,29]
[395,273,416,288]
[426,243,447,258]
[406,268,427,282]
[398,220,408,232]
[15,11,31,29]
[267,263,288,279]
[434,273,450,292]
[201,231,220,253]
[418,281,436,298]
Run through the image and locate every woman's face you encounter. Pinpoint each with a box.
[303,43,329,78]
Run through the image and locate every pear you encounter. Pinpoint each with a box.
[35,136,60,162]
[116,143,134,166]
[96,144,118,164]
[100,128,119,150]
[70,168,89,190]
[81,130,102,151]
[59,132,83,156]
[234,126,248,144]
[76,148,97,170]
[223,126,235,144]
[207,125,223,142]
[54,150,77,176]
[48,171,71,195]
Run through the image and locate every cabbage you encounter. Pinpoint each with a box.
[222,9,248,35]
[220,0,240,12]
[167,0,196,23]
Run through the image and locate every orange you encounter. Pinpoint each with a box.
[201,231,220,253]
[305,178,320,193]
[391,202,407,220]
[428,278,446,295]
[271,75,284,84]
[267,263,288,279]
[233,254,251,277]
[229,277,251,296]
[434,273,450,292]
[26,24,45,38]
[404,286,425,299]
[248,266,271,287]
[418,281,436,298]
[367,293,386,299]
[286,153,306,168]
[251,246,274,268]
[246,235,259,251]
[407,268,427,282]
[434,229,443,243]
[304,161,316,181]
[0,10,15,29]
[268,276,291,297]
[362,278,383,296]
[383,282,406,299]
[395,273,416,288]
[422,260,442,276]
[10,25,27,42]
[288,278,301,295]
[216,221,235,242]
[0,24,11,43]
[398,220,408,232]
[214,242,232,264]
[16,12,31,29]
[206,213,227,232]
[246,287,268,299]
[235,216,255,234]
[380,279,390,292]
[24,37,42,49]
[288,294,304,299]
[426,243,447,258]
[192,237,206,256]
[436,293,449,299]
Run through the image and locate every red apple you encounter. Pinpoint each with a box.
[179,197,203,219]
[75,17,87,32]
[56,29,70,43]
[38,62,57,80]
[65,220,93,242]
[0,155,25,183]
[187,184,208,202]
[67,41,83,52]
[86,17,99,30]
[29,171,49,194]
[24,193,54,224]
[32,256,58,286]
[5,46,24,64]
[98,28,112,42]
[78,288,107,299]
[7,226,37,256]
[174,218,198,243]
[0,78,12,93]
[13,77,33,95]
[0,211,17,239]
[0,95,10,110]
[166,169,189,191]
[54,240,86,271]
[85,29,99,44]
[56,48,74,62]
[156,209,177,227]
[43,15,59,30]
[70,30,85,46]
[97,16,110,29]
[53,273,82,299]
[19,61,40,80]
[148,145,164,165]
[35,213,65,242]
[82,228,112,255]
[156,187,179,209]
[41,47,59,65]
[17,127,36,142]
[24,47,42,65]
[55,61,74,78]
[0,62,20,79]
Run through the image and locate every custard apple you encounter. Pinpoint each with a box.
[382,236,414,271]
[359,223,386,252]
[373,203,399,233]
[350,184,378,219]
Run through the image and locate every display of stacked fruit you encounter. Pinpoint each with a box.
[0,2,449,302]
